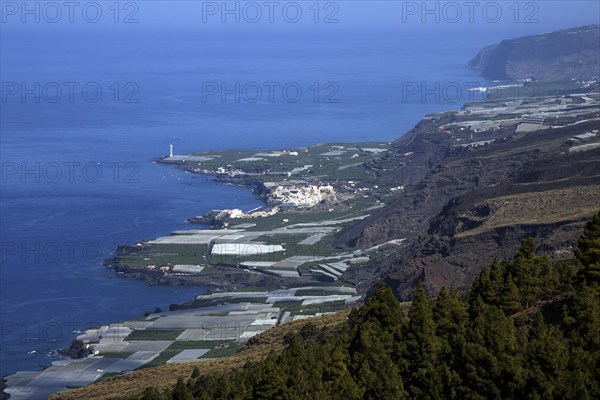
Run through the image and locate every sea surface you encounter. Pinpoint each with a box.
[0,23,546,377]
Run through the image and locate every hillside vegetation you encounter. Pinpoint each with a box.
[135,210,599,399]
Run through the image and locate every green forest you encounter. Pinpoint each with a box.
[145,211,600,400]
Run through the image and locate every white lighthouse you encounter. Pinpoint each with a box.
[169,144,173,158]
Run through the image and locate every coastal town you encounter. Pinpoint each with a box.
[109,88,600,290]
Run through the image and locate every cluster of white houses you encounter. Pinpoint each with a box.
[222,207,279,219]
[269,184,336,208]
[217,184,337,220]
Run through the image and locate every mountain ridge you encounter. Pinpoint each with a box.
[468,24,600,81]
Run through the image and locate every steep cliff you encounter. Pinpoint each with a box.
[469,25,600,81]
[384,153,600,299]
[336,90,600,299]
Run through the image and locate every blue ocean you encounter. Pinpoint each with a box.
[0,6,583,376]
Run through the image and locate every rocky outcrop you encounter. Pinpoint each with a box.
[384,215,593,299]
[469,25,600,81]
[1,379,9,400]
[58,340,92,360]
[468,44,498,72]
[384,171,600,299]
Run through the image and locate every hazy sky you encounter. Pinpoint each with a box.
[1,1,598,37]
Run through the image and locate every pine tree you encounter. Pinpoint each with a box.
[487,259,507,304]
[350,282,406,338]
[524,312,569,399]
[555,346,598,399]
[322,343,361,399]
[557,260,580,293]
[348,283,407,399]
[350,321,407,399]
[469,265,491,304]
[172,377,194,400]
[563,284,600,352]
[476,258,512,309]
[141,387,163,400]
[575,210,600,288]
[511,238,542,307]
[280,332,322,399]
[466,306,524,398]
[191,373,220,399]
[404,284,443,399]
[498,275,522,315]
[252,353,287,400]
[540,255,561,298]
[349,282,406,365]
[433,288,469,399]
